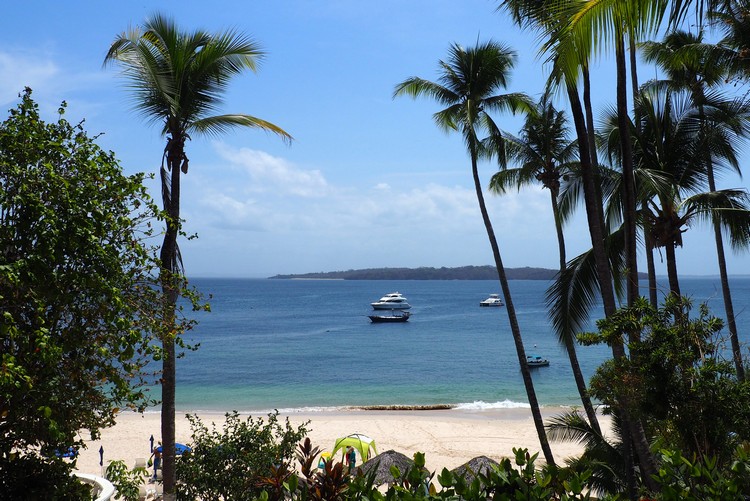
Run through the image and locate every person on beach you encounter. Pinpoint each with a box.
[346,446,356,473]
[152,446,162,481]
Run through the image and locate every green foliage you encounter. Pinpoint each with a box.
[432,448,595,501]
[175,411,308,500]
[290,437,353,501]
[0,454,92,500]
[264,447,596,501]
[651,447,750,500]
[106,459,148,501]
[0,88,177,495]
[547,409,630,496]
[586,296,750,463]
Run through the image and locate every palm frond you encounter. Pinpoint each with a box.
[393,77,456,106]
[191,114,293,143]
[683,189,750,250]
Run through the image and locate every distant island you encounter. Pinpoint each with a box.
[269,266,562,280]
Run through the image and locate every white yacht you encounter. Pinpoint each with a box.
[479,294,504,307]
[371,292,411,310]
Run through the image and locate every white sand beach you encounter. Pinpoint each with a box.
[74,407,608,476]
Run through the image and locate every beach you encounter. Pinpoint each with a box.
[73,407,609,477]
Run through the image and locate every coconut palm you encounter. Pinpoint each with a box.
[501,1,664,488]
[497,1,619,320]
[488,95,601,434]
[600,86,750,299]
[393,40,556,465]
[641,29,748,380]
[559,3,694,487]
[104,14,292,497]
[489,94,577,271]
[710,0,750,82]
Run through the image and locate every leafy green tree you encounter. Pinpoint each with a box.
[586,296,750,464]
[394,40,556,465]
[0,88,168,498]
[104,14,292,497]
[175,411,308,500]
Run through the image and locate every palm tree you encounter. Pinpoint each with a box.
[710,0,750,82]
[497,1,619,321]
[393,40,556,466]
[104,14,292,498]
[496,3,654,492]
[488,95,602,435]
[600,85,750,299]
[560,2,685,489]
[641,30,748,379]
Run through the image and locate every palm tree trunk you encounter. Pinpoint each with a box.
[552,191,567,271]
[582,65,600,171]
[665,243,681,297]
[712,219,745,382]
[471,154,555,466]
[628,38,658,308]
[572,67,654,499]
[616,33,660,493]
[644,221,659,308]
[616,36,639,307]
[566,85,617,316]
[700,101,745,381]
[159,137,183,500]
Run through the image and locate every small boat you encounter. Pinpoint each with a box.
[371,292,411,310]
[479,294,504,307]
[368,311,410,323]
[527,355,549,367]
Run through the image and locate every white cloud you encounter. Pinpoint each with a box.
[0,51,58,105]
[213,142,329,197]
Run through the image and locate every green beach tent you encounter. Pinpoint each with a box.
[331,433,378,463]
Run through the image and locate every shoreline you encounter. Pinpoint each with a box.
[73,406,609,477]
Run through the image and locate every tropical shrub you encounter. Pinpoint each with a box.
[176,411,308,500]
[106,459,149,501]
[260,446,596,501]
[586,296,750,463]
[651,447,750,500]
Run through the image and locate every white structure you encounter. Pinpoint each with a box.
[74,473,115,501]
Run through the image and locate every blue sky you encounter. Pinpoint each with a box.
[1,1,747,278]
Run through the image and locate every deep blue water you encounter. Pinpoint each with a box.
[171,277,750,412]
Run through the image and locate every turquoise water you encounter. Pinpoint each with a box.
[171,277,750,412]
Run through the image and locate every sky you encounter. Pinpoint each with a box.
[1,1,748,278]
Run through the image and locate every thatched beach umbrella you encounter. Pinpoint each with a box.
[451,455,500,483]
[359,449,414,485]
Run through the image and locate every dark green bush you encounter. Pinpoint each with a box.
[0,454,92,500]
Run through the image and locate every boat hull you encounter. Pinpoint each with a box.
[368,312,410,323]
[527,356,549,367]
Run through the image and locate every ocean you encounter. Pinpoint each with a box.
[170,277,750,413]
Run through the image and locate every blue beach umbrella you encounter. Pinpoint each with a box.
[53,446,78,459]
[155,443,191,455]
